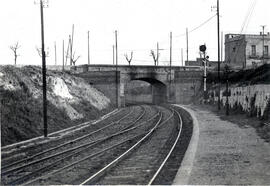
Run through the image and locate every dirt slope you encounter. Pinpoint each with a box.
[0,65,112,146]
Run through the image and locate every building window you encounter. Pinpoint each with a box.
[264,45,269,56]
[233,47,236,52]
[251,45,256,56]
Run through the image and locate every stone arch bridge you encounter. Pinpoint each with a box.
[71,64,203,106]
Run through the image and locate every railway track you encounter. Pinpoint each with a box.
[1,107,130,161]
[1,105,157,185]
[1,105,190,185]
[1,106,140,169]
[79,106,181,185]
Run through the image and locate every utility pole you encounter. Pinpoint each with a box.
[70,24,74,66]
[224,65,230,115]
[62,40,64,71]
[156,42,159,66]
[221,31,223,62]
[115,30,119,108]
[261,25,266,64]
[181,48,183,66]
[226,74,229,115]
[88,30,90,65]
[155,42,165,66]
[217,0,221,110]
[186,28,189,65]
[65,35,70,66]
[169,31,172,83]
[113,45,115,65]
[54,41,57,65]
[39,0,47,137]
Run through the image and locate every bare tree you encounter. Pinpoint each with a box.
[71,51,80,66]
[150,50,158,66]
[36,47,49,58]
[9,42,20,65]
[124,51,133,65]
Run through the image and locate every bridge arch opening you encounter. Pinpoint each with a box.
[124,78,167,105]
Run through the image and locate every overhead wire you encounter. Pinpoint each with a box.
[240,0,257,34]
[88,13,218,57]
[174,14,217,38]
[82,13,219,65]
[244,0,257,34]
[228,0,257,66]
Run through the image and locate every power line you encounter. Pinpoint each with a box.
[240,0,257,34]
[175,14,216,38]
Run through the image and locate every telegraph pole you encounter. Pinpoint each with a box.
[113,45,115,65]
[115,31,119,108]
[169,32,172,83]
[62,40,64,71]
[221,31,223,62]
[186,28,189,65]
[217,0,221,110]
[226,74,229,115]
[39,0,47,137]
[54,41,57,65]
[261,25,266,64]
[156,42,159,66]
[155,42,164,66]
[181,48,184,66]
[224,65,230,115]
[65,35,70,66]
[88,31,90,65]
[70,24,74,66]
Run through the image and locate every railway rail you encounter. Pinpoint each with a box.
[1,106,141,171]
[1,104,190,185]
[81,106,181,185]
[1,105,155,185]
[1,107,130,161]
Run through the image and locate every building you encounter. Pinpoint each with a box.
[225,33,270,69]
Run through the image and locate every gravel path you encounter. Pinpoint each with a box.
[179,105,270,185]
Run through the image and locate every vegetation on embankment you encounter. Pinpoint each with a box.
[0,65,113,146]
[207,64,270,85]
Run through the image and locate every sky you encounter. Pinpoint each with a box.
[0,0,269,66]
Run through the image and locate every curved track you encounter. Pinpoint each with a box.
[1,105,187,185]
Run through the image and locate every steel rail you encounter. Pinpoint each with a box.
[22,133,145,186]
[79,107,174,185]
[2,106,144,176]
[21,110,161,186]
[4,106,158,185]
[148,107,183,185]
[1,106,137,171]
[79,113,163,185]
[1,108,123,163]
[1,108,123,156]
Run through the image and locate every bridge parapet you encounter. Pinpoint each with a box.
[72,64,203,105]
[71,64,202,73]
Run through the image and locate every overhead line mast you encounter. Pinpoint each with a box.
[38,0,48,137]
[217,0,221,110]
[115,31,119,108]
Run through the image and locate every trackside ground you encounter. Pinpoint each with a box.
[173,105,270,185]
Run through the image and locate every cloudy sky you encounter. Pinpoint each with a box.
[0,0,269,66]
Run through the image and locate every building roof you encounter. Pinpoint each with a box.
[225,33,270,42]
